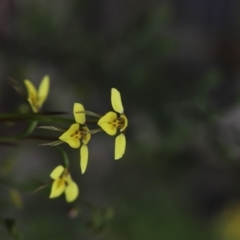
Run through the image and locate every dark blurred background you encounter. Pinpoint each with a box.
[1,0,240,239]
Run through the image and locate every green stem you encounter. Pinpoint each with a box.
[0,113,73,123]
[0,120,38,141]
[17,121,38,138]
[0,113,98,124]
[56,146,69,168]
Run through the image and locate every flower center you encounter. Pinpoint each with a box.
[30,94,39,109]
[71,130,82,139]
[113,114,128,132]
[113,119,123,128]
[70,126,91,144]
[58,170,70,186]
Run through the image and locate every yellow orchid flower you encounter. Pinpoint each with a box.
[59,103,91,174]
[98,88,128,160]
[49,165,79,203]
[24,75,50,113]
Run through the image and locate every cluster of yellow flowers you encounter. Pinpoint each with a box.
[24,76,128,202]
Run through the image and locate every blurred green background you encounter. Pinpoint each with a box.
[1,0,240,239]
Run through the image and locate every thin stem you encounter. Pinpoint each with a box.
[39,140,64,146]
[88,128,102,134]
[38,126,65,131]
[75,111,102,118]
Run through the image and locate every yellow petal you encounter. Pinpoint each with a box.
[59,123,81,148]
[24,80,37,96]
[98,112,117,136]
[111,88,124,114]
[50,165,64,180]
[82,126,91,144]
[49,179,66,198]
[73,103,86,124]
[120,114,128,132]
[24,80,38,112]
[80,144,88,174]
[99,123,117,136]
[38,75,50,107]
[115,134,126,160]
[65,181,79,202]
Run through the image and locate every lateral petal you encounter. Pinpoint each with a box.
[98,112,117,136]
[73,103,86,124]
[120,114,128,132]
[50,165,64,179]
[59,123,81,148]
[111,88,124,114]
[49,179,65,198]
[115,133,126,160]
[80,144,88,174]
[82,126,91,144]
[65,181,79,202]
[99,123,117,136]
[38,75,50,107]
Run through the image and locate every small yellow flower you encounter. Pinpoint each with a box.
[49,165,79,203]
[98,88,128,160]
[24,75,50,113]
[59,103,91,174]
